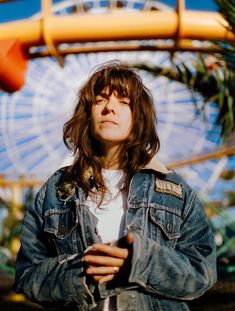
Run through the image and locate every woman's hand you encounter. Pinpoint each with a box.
[83,232,134,284]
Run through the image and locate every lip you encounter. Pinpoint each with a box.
[101,120,118,125]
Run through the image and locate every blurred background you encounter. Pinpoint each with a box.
[0,0,234,310]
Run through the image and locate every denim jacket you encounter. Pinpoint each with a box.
[15,159,217,310]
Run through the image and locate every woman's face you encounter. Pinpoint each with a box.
[90,90,132,148]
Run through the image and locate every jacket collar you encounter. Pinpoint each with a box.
[142,158,172,175]
[83,158,172,180]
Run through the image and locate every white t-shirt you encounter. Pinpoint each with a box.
[86,169,127,311]
[87,169,127,243]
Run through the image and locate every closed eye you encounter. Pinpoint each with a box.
[120,99,130,105]
[96,97,107,104]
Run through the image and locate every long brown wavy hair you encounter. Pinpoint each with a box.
[63,60,160,200]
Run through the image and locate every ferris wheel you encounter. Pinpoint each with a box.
[0,0,229,200]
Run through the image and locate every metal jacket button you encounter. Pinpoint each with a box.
[58,224,66,236]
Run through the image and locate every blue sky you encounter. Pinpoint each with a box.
[0,0,218,23]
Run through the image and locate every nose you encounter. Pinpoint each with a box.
[103,95,116,113]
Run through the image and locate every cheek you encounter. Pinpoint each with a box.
[126,110,134,136]
[127,111,133,130]
[122,113,133,138]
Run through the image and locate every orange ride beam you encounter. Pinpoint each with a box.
[0,39,28,92]
[0,10,234,47]
[169,146,235,169]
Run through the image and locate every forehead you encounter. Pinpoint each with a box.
[94,74,132,97]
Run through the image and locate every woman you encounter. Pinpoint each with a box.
[15,61,217,310]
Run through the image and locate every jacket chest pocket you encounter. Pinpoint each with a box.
[43,207,79,254]
[149,204,181,247]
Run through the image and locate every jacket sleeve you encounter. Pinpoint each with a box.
[127,191,217,300]
[14,184,96,310]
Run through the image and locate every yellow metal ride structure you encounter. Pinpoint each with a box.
[1,0,235,92]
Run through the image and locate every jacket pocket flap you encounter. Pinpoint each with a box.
[149,205,181,240]
[44,208,76,239]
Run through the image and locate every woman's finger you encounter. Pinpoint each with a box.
[90,244,129,259]
[83,254,124,266]
[92,275,102,282]
[126,232,134,245]
[86,265,120,275]
[92,274,115,283]
[98,274,115,284]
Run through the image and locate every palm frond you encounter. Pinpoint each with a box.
[215,0,235,33]
[137,54,235,141]
[136,58,220,101]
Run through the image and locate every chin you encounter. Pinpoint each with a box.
[96,136,124,145]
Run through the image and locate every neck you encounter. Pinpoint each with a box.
[100,144,123,169]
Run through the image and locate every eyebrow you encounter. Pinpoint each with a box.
[96,92,130,100]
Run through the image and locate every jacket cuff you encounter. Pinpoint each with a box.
[128,232,159,287]
[65,255,97,310]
